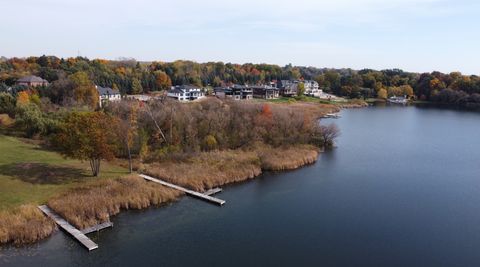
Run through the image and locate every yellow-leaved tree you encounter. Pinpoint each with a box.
[69,71,99,108]
[377,88,388,99]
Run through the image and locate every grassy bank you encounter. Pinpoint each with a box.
[144,144,319,192]
[0,134,128,245]
[0,135,127,211]
[257,97,367,117]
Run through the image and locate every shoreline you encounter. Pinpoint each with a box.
[0,145,321,246]
[0,100,358,247]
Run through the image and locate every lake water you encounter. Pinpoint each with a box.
[2,105,480,266]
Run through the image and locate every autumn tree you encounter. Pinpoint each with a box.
[53,112,118,176]
[400,85,414,96]
[430,78,446,91]
[154,71,172,90]
[377,88,388,99]
[69,72,98,108]
[16,91,30,106]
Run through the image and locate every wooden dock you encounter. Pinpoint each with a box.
[38,205,99,251]
[204,187,222,196]
[81,221,113,235]
[139,174,226,206]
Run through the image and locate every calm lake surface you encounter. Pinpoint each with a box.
[2,105,480,267]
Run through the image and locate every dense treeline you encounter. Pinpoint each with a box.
[124,98,332,155]
[1,93,338,176]
[1,56,480,109]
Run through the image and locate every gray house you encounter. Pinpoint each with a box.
[252,85,280,99]
[96,85,121,107]
[215,85,253,100]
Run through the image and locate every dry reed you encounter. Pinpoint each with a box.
[145,150,262,192]
[256,145,319,171]
[144,144,319,191]
[0,205,56,245]
[48,175,182,229]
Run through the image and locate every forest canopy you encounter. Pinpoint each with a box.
[1,55,480,109]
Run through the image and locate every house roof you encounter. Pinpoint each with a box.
[168,88,185,94]
[17,75,47,83]
[174,85,201,90]
[96,85,120,96]
[252,85,279,91]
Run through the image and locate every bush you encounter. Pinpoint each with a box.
[14,104,46,137]
[0,92,16,117]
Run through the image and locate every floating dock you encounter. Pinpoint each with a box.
[38,205,99,251]
[139,174,226,206]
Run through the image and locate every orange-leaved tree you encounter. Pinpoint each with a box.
[16,91,31,106]
[53,111,118,176]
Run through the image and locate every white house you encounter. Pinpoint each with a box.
[278,80,321,97]
[96,85,121,107]
[303,80,321,96]
[167,85,205,102]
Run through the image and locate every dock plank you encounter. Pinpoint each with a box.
[139,174,226,206]
[38,205,99,251]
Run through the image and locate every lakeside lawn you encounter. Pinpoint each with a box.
[0,135,128,211]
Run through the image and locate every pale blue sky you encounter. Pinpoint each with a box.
[1,0,479,74]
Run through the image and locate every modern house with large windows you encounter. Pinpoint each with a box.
[252,85,280,99]
[167,85,205,102]
[214,85,253,100]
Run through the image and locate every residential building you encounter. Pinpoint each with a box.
[278,80,321,97]
[278,80,298,97]
[16,75,49,87]
[303,80,321,96]
[167,85,205,102]
[252,85,280,99]
[214,85,253,100]
[96,85,121,107]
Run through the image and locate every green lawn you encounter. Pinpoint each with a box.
[0,135,128,211]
